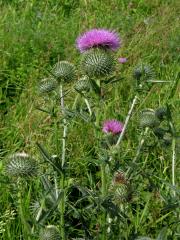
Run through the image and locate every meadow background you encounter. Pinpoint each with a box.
[0,0,179,239]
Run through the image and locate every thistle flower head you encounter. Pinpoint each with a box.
[81,48,115,78]
[6,153,38,178]
[52,61,76,83]
[103,119,124,135]
[39,225,61,240]
[76,28,120,52]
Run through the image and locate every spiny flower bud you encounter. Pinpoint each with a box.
[39,225,61,240]
[113,170,128,185]
[110,170,131,204]
[140,110,160,129]
[133,63,155,81]
[155,107,168,121]
[52,61,76,83]
[39,78,58,94]
[6,153,38,178]
[81,49,115,78]
[113,184,129,204]
[74,75,91,93]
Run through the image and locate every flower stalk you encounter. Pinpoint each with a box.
[59,84,67,240]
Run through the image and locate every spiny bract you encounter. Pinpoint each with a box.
[39,225,61,240]
[6,153,38,178]
[74,75,91,93]
[81,49,114,78]
[39,78,58,94]
[140,110,160,129]
[52,61,76,83]
[133,63,155,81]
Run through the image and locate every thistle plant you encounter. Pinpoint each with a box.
[76,28,122,239]
[36,60,77,240]
[2,25,178,239]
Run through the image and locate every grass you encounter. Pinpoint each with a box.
[0,0,179,239]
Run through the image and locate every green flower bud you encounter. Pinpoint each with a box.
[110,171,132,204]
[39,78,58,94]
[74,75,91,93]
[6,153,38,178]
[140,110,160,129]
[133,63,155,81]
[52,61,76,83]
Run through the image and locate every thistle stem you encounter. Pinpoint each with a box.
[172,137,176,197]
[59,84,66,240]
[168,117,176,197]
[116,95,138,146]
[108,95,138,162]
[84,98,92,116]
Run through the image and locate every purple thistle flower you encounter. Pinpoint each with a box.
[118,57,127,63]
[76,28,120,52]
[103,119,124,135]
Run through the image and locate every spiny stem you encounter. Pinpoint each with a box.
[59,84,66,240]
[116,95,139,146]
[172,137,176,197]
[72,94,80,110]
[168,116,176,197]
[84,98,92,116]
[109,95,138,162]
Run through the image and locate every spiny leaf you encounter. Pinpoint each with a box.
[36,143,62,174]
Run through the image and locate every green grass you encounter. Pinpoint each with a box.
[0,0,179,239]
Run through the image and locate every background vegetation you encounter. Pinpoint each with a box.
[0,0,179,239]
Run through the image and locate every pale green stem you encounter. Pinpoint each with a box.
[84,98,92,116]
[59,84,66,240]
[172,137,176,197]
[109,95,139,162]
[168,119,176,197]
[72,94,80,110]
[116,95,138,146]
